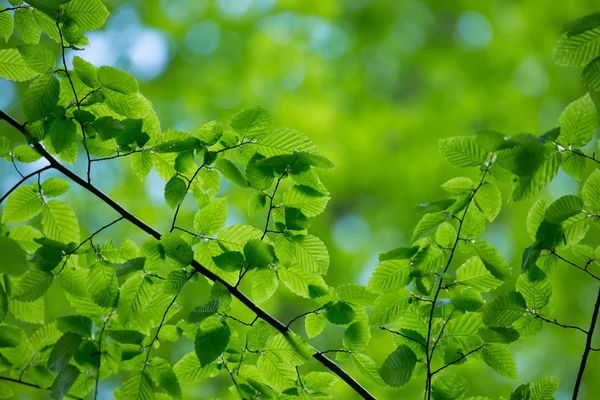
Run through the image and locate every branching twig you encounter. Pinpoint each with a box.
[424,167,489,398]
[261,170,287,240]
[379,326,426,347]
[531,312,588,335]
[0,376,83,400]
[94,311,114,400]
[287,307,324,329]
[551,251,600,281]
[431,344,486,375]
[0,165,52,203]
[58,217,125,274]
[0,109,377,400]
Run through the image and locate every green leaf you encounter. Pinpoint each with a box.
[42,199,80,244]
[582,56,600,90]
[244,239,274,269]
[369,289,411,325]
[48,332,83,372]
[118,274,153,324]
[558,93,597,147]
[72,56,99,88]
[194,197,228,236]
[0,325,25,347]
[478,327,520,344]
[481,291,526,327]
[164,269,188,295]
[582,169,600,213]
[13,144,42,163]
[212,251,244,272]
[257,151,334,169]
[0,48,37,81]
[378,345,417,387]
[257,353,296,391]
[432,372,469,400]
[246,153,275,190]
[0,10,12,42]
[251,269,278,304]
[18,44,55,73]
[115,371,155,400]
[527,198,550,241]
[509,144,560,202]
[275,234,329,274]
[91,116,124,141]
[164,176,187,208]
[544,194,583,223]
[23,74,60,121]
[449,286,484,311]
[57,316,92,338]
[413,211,448,241]
[475,181,502,222]
[324,301,355,325]
[49,117,77,154]
[247,321,270,352]
[473,241,511,281]
[343,321,370,352]
[188,299,219,323]
[197,120,222,145]
[161,233,193,266]
[63,0,109,31]
[303,372,337,393]
[529,376,559,399]
[97,65,138,94]
[553,14,600,66]
[153,137,201,153]
[131,152,153,181]
[173,352,219,383]
[2,184,42,223]
[49,365,80,400]
[253,128,319,156]
[194,319,231,367]
[367,259,411,294]
[215,158,248,188]
[12,270,53,302]
[87,261,118,308]
[284,207,309,230]
[14,9,40,44]
[278,264,328,298]
[352,353,387,387]
[561,151,586,181]
[106,330,145,345]
[217,224,262,252]
[192,168,220,207]
[482,344,518,379]
[456,256,503,292]
[230,105,272,139]
[41,178,70,198]
[282,185,330,217]
[441,177,474,193]
[305,312,326,339]
[439,136,486,168]
[516,268,552,309]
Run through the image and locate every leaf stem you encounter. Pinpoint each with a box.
[431,344,486,376]
[0,165,52,203]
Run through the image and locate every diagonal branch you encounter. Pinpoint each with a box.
[573,286,600,399]
[0,110,378,400]
[551,251,600,281]
[531,312,588,335]
[0,375,83,400]
[431,344,486,375]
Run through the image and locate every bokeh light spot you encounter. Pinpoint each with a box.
[184,20,221,55]
[333,214,371,253]
[456,11,494,50]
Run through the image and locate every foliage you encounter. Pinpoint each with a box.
[0,2,598,400]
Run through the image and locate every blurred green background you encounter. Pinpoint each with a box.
[1,0,600,399]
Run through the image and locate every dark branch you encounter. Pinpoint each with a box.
[380,326,426,348]
[532,312,588,335]
[573,286,600,399]
[0,109,377,400]
[0,376,83,400]
[551,251,600,281]
[287,307,324,329]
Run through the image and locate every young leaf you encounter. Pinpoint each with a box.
[244,239,275,269]
[18,44,55,73]
[431,372,469,400]
[439,136,486,168]
[544,194,582,223]
[164,176,187,208]
[98,66,139,94]
[118,274,153,324]
[194,197,228,236]
[282,185,330,217]
[481,291,526,327]
[2,184,42,223]
[475,181,502,222]
[342,321,370,352]
[87,261,118,308]
[194,319,231,366]
[582,169,600,213]
[42,200,80,244]
[305,312,326,339]
[553,14,600,66]
[62,0,110,31]
[0,48,38,81]
[247,321,270,352]
[215,158,248,188]
[230,105,272,139]
[49,365,80,400]
[41,178,70,198]
[14,9,41,45]
[48,332,83,372]
[12,270,53,302]
[367,260,411,294]
[482,344,518,379]
[378,345,417,387]
[324,301,355,325]
[23,74,59,121]
[369,289,411,325]
[456,256,503,292]
[49,118,77,154]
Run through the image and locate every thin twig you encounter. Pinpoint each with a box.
[431,344,486,375]
[380,326,426,347]
[532,312,588,335]
[424,166,489,399]
[0,109,377,400]
[0,165,52,203]
[170,165,205,232]
[551,251,600,281]
[261,171,286,240]
[90,149,144,163]
[58,217,125,274]
[287,307,324,329]
[94,311,114,400]
[0,376,84,400]
[56,14,92,184]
